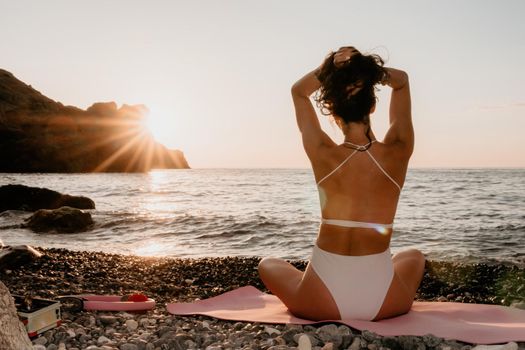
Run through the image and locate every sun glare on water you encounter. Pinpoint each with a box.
[135,242,167,257]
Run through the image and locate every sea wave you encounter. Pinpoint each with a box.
[1,169,523,265]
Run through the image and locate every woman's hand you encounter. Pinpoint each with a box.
[333,46,360,67]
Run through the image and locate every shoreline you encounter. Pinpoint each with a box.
[1,247,524,349]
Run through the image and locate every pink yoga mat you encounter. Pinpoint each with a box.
[167,286,525,344]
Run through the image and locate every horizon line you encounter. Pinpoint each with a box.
[152,166,525,170]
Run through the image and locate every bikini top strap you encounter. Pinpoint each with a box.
[316,149,358,185]
[343,140,376,151]
[365,150,402,191]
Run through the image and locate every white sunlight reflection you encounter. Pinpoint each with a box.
[141,170,176,216]
[134,242,166,257]
[148,169,170,190]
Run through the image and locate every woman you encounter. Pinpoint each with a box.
[258,46,425,321]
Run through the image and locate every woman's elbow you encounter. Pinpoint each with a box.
[291,83,301,96]
[291,82,309,97]
[402,71,409,83]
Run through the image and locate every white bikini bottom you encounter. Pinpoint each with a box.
[310,243,394,321]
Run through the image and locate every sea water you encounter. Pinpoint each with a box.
[1,169,523,266]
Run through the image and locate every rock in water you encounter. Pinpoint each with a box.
[0,245,42,270]
[23,206,94,233]
[0,281,33,349]
[0,184,95,212]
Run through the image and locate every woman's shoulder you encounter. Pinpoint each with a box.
[375,139,412,162]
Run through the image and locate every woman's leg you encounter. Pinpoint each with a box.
[258,257,303,311]
[374,248,426,320]
[392,248,426,297]
[258,257,340,320]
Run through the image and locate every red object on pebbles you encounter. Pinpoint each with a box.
[127,294,149,302]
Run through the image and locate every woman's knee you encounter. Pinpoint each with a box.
[258,257,279,272]
[394,248,425,263]
[257,257,270,278]
[258,257,288,281]
[409,249,426,264]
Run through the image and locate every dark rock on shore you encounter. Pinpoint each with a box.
[23,207,94,233]
[0,244,42,270]
[0,184,95,212]
[0,68,190,172]
[0,281,33,349]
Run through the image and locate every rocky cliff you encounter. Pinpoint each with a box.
[0,69,189,172]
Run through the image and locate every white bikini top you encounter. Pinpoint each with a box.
[316,140,401,230]
[316,140,401,190]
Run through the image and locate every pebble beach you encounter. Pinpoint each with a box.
[1,248,524,350]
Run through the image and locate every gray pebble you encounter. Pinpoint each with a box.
[52,331,67,343]
[265,326,281,336]
[97,335,111,345]
[133,339,148,350]
[381,336,400,349]
[120,343,139,350]
[100,315,119,326]
[185,340,197,349]
[423,334,445,347]
[33,345,46,350]
[337,325,352,335]
[205,346,221,350]
[282,329,300,343]
[76,327,87,336]
[321,343,334,350]
[80,334,91,343]
[85,346,102,350]
[46,344,58,350]
[138,332,152,340]
[348,337,361,350]
[362,330,379,342]
[317,324,338,337]
[398,335,427,350]
[33,336,48,346]
[126,319,139,332]
[157,326,173,337]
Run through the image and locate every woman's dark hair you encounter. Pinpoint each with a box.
[315,50,386,125]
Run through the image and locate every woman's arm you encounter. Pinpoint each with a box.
[291,68,335,154]
[382,67,413,156]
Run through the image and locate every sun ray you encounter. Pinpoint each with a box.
[92,131,147,172]
[167,148,184,168]
[68,127,141,158]
[153,143,166,170]
[143,137,155,172]
[124,135,150,172]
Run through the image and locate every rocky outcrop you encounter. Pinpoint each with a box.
[0,184,95,212]
[0,69,190,172]
[0,245,42,271]
[0,281,33,350]
[23,207,93,233]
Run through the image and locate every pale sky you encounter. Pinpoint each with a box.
[2,0,524,168]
